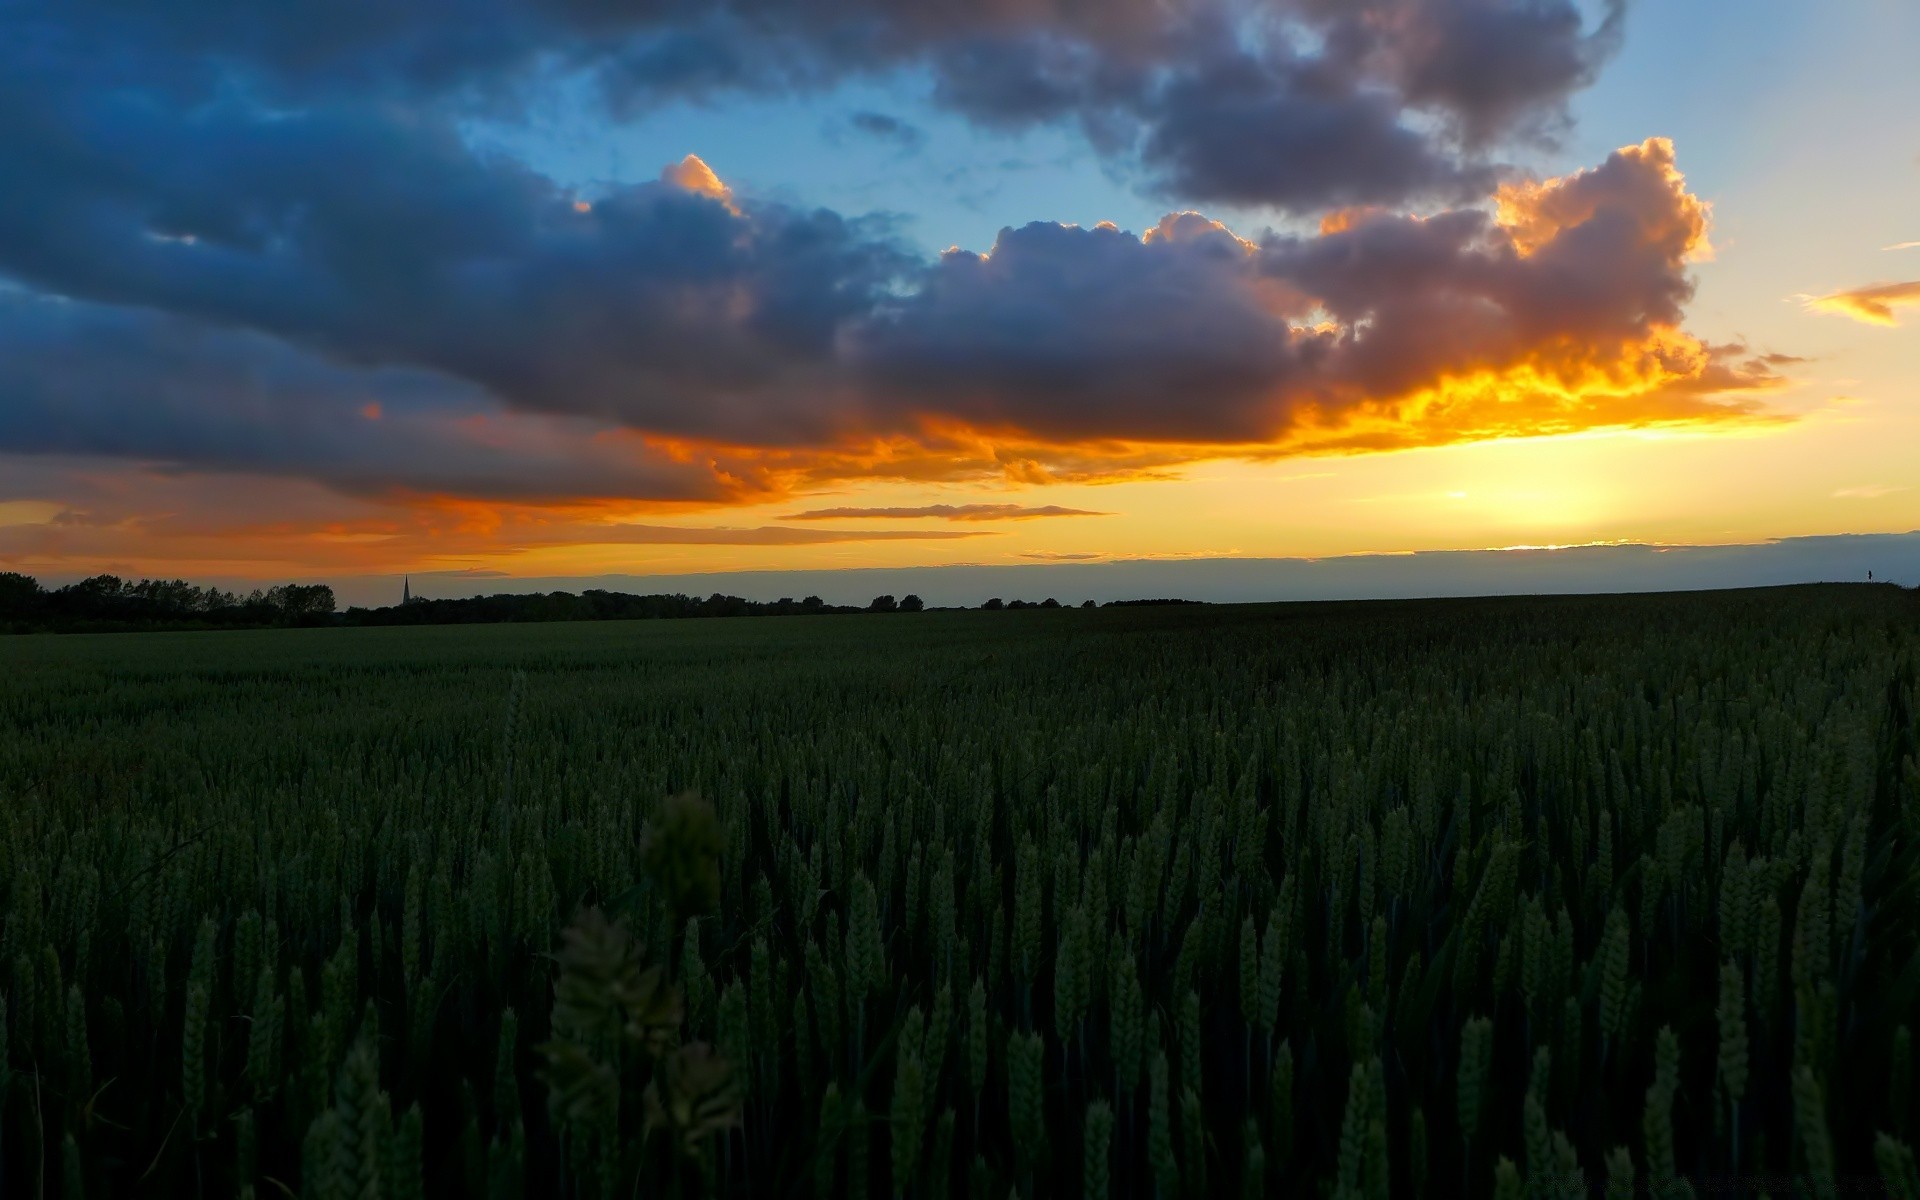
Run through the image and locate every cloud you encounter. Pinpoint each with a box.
[1126,45,1494,209]
[1020,551,1105,561]
[856,139,1779,450]
[0,70,919,445]
[0,458,990,578]
[1301,0,1627,145]
[847,111,927,152]
[1804,280,1920,326]
[0,294,753,504]
[1884,241,1920,251]
[658,153,740,212]
[0,500,65,527]
[1832,485,1907,500]
[540,523,988,546]
[17,0,1625,215]
[919,7,1607,210]
[0,0,1792,571]
[0,118,1783,508]
[783,503,1109,520]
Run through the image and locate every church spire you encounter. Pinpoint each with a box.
[403,575,411,605]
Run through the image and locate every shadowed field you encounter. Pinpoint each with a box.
[1,585,1916,1197]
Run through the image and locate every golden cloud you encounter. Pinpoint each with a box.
[1804,280,1920,326]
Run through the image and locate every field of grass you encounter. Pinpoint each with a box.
[1,586,1916,1197]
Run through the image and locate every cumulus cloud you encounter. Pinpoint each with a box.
[659,153,740,211]
[1804,280,1920,326]
[0,113,1781,503]
[0,63,913,445]
[0,0,1797,571]
[856,139,1776,450]
[852,215,1303,443]
[783,504,1109,520]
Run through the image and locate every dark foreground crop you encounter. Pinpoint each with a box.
[0,585,1916,1196]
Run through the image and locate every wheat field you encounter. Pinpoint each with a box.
[1,587,1916,1197]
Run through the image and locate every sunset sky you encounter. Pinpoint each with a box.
[3,0,1917,596]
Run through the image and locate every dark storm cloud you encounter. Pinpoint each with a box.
[13,0,1629,214]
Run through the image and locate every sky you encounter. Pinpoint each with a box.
[1,0,1916,598]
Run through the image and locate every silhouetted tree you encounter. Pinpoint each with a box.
[982,598,1004,610]
[868,594,898,613]
[266,583,337,619]
[1040,597,1060,609]
[0,572,44,618]
[899,594,924,612]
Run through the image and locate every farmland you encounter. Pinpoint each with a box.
[1,586,1916,1197]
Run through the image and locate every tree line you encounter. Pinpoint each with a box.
[1,572,1205,633]
[0,572,338,633]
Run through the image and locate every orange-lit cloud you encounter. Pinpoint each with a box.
[783,504,1110,521]
[1318,207,1384,236]
[16,0,1899,590]
[843,138,1779,468]
[0,464,993,579]
[1804,280,1920,326]
[1494,138,1709,260]
[0,135,1798,578]
[660,154,739,213]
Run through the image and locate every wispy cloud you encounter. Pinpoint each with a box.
[510,523,992,546]
[408,568,511,578]
[0,500,64,527]
[1884,241,1920,252]
[782,504,1110,521]
[1020,551,1104,561]
[1832,485,1908,500]
[845,111,926,153]
[1803,280,1920,325]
